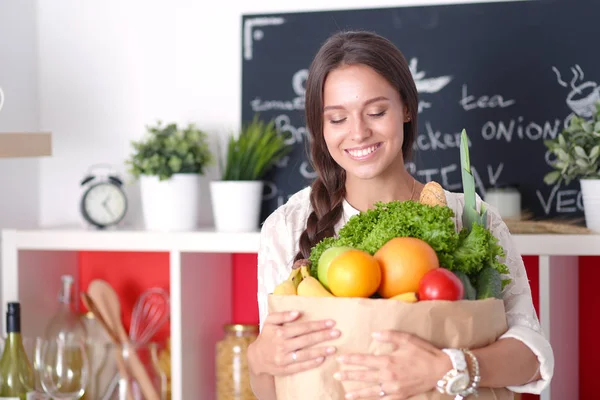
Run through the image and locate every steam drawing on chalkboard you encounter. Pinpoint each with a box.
[552,64,600,118]
[243,17,286,61]
[409,58,452,94]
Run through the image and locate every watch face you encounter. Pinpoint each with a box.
[82,182,127,227]
[448,374,470,394]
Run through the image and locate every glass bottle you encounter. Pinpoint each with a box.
[215,324,259,400]
[44,275,89,399]
[0,302,35,400]
[45,275,88,344]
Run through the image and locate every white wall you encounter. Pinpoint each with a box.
[0,0,41,230]
[34,0,522,229]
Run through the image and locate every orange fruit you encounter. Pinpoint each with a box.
[374,237,439,298]
[327,249,381,298]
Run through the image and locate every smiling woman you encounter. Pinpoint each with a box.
[322,65,412,195]
[248,30,553,400]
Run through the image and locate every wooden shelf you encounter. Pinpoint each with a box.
[0,132,52,158]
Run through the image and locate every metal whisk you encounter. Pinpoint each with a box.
[129,288,170,345]
[101,288,170,400]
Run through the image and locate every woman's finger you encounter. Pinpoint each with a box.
[374,331,438,355]
[280,345,337,366]
[285,327,341,351]
[264,310,301,326]
[277,318,336,339]
[280,354,327,376]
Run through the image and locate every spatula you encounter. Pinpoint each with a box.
[87,279,161,400]
[81,292,135,400]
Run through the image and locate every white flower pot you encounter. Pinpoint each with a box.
[140,174,202,231]
[580,178,600,232]
[210,181,264,232]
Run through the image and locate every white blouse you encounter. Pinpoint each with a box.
[256,186,554,394]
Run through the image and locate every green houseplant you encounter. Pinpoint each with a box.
[211,114,291,232]
[126,121,213,181]
[126,120,214,232]
[544,101,600,231]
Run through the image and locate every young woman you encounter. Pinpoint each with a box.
[247,30,553,399]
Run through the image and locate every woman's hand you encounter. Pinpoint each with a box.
[333,331,451,399]
[248,310,340,377]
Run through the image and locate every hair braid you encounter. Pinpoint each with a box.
[295,172,346,261]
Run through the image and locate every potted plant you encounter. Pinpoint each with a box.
[211,114,291,232]
[126,120,213,231]
[544,101,600,231]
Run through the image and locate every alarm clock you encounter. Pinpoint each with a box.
[80,164,128,229]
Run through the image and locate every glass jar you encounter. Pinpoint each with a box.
[216,324,259,400]
[484,185,522,219]
[81,312,115,400]
[101,342,166,400]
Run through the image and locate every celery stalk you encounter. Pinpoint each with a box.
[460,129,487,231]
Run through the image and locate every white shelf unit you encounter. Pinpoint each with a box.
[1,227,260,400]
[2,228,598,400]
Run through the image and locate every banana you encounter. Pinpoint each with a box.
[273,266,303,295]
[419,181,447,207]
[390,292,418,303]
[297,265,334,297]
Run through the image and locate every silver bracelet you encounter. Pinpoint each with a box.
[459,349,480,397]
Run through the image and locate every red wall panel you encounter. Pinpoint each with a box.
[78,251,171,343]
[231,253,260,325]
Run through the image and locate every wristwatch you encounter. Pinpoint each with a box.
[436,348,470,398]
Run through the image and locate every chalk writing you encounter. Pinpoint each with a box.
[414,123,465,151]
[275,156,290,168]
[251,98,304,112]
[536,183,584,214]
[409,58,452,94]
[300,161,317,179]
[460,84,515,111]
[250,69,307,112]
[243,17,286,61]
[407,162,505,198]
[418,101,432,113]
[480,118,563,142]
[274,114,308,145]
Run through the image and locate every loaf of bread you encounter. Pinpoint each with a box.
[419,181,447,207]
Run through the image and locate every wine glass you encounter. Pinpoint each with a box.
[35,336,89,399]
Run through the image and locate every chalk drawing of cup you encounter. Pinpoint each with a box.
[0,86,4,114]
[566,81,600,118]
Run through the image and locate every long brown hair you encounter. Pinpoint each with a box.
[294,30,419,262]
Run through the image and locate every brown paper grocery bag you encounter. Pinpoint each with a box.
[268,294,513,400]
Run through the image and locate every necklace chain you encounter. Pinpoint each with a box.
[409,178,417,201]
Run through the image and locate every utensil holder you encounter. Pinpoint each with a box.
[101,342,166,400]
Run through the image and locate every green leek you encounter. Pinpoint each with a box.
[460,129,487,231]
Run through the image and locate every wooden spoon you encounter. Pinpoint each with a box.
[87,279,161,400]
[81,292,135,400]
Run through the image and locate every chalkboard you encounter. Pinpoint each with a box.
[241,0,599,224]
